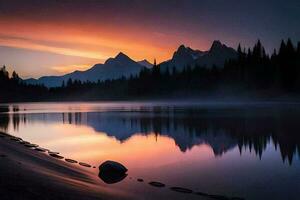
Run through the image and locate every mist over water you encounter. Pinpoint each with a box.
[0,102,300,200]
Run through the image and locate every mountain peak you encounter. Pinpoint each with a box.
[104,52,133,65]
[178,44,187,50]
[138,59,153,68]
[115,52,129,60]
[210,40,223,50]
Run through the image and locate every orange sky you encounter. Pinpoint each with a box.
[0,18,210,78]
[0,12,213,77]
[0,0,296,78]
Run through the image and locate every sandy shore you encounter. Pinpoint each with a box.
[0,132,135,200]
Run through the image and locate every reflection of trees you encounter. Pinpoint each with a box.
[1,107,300,164]
[101,108,300,164]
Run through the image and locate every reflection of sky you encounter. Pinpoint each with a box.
[1,103,300,200]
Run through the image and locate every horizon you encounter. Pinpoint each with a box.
[0,0,299,78]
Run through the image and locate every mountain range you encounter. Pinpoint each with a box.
[25,40,237,88]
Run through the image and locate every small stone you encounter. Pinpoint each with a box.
[79,162,91,167]
[137,178,144,182]
[48,152,59,155]
[65,159,78,163]
[49,153,64,159]
[170,187,193,193]
[24,144,39,148]
[19,141,30,145]
[149,181,165,188]
[34,147,47,152]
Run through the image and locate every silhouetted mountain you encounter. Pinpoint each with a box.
[25,52,144,87]
[195,40,237,67]
[24,41,236,87]
[160,44,205,71]
[138,59,153,68]
[160,41,237,71]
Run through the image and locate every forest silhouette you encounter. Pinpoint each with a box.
[1,39,300,102]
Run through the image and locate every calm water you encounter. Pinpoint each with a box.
[0,102,300,200]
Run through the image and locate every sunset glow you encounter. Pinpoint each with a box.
[0,0,298,78]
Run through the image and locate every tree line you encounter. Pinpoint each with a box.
[1,38,300,102]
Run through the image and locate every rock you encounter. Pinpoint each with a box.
[148,181,165,187]
[24,144,39,148]
[137,178,144,182]
[65,159,78,164]
[79,162,91,168]
[170,187,193,193]
[49,153,64,159]
[34,147,47,152]
[19,141,30,145]
[98,160,128,184]
[48,152,59,155]
[99,160,127,175]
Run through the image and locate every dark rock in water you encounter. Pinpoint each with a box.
[49,153,64,159]
[137,178,144,182]
[98,160,128,184]
[99,160,127,175]
[19,141,30,145]
[24,144,39,148]
[149,181,165,188]
[48,152,59,155]
[98,171,127,184]
[170,187,193,193]
[79,162,91,167]
[65,159,78,164]
[34,147,47,152]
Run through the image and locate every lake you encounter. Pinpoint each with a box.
[0,102,299,200]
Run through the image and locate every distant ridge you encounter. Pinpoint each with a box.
[159,40,237,71]
[25,52,145,87]
[25,40,237,87]
[138,59,153,68]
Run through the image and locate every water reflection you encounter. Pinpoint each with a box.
[1,105,299,165]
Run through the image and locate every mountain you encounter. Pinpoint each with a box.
[138,59,153,68]
[160,44,205,71]
[25,52,144,87]
[159,40,237,72]
[25,41,238,87]
[195,40,237,67]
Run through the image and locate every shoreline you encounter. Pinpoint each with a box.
[0,132,134,200]
[0,131,246,200]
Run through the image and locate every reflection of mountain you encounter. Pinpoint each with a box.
[1,106,300,164]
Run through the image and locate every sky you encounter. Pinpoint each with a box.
[0,0,299,78]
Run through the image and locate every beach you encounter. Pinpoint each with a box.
[0,132,134,200]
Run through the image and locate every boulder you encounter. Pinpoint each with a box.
[98,160,127,184]
[99,160,127,175]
